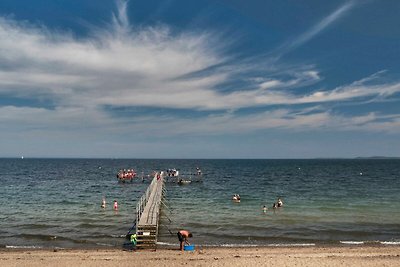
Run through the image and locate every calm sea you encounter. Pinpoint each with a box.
[0,158,399,249]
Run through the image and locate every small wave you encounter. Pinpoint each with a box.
[266,243,315,247]
[56,199,80,205]
[6,245,43,249]
[80,234,125,239]
[15,233,90,245]
[157,242,315,248]
[340,241,364,245]
[156,241,175,246]
[77,223,100,228]
[18,234,60,241]
[340,241,400,245]
[220,244,259,247]
[381,241,400,245]
[95,242,115,247]
[110,234,126,238]
[19,224,55,230]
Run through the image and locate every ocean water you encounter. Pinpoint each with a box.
[0,158,399,249]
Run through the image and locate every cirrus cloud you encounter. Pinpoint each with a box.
[0,0,400,151]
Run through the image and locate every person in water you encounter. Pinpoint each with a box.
[277,198,283,207]
[177,230,192,251]
[263,205,267,213]
[113,200,118,210]
[232,194,241,201]
[101,197,106,209]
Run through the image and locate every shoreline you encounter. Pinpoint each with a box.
[3,243,400,251]
[2,242,400,250]
[1,245,399,267]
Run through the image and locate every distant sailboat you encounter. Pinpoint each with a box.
[21,156,24,159]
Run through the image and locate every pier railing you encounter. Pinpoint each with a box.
[135,173,158,228]
[134,172,164,249]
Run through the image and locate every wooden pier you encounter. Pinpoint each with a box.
[135,172,164,249]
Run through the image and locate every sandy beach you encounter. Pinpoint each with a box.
[1,246,399,267]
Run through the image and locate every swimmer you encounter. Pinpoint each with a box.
[113,200,118,210]
[277,198,283,207]
[272,202,277,209]
[101,197,106,209]
[232,194,241,202]
[262,205,267,213]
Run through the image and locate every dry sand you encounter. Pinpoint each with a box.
[1,246,399,267]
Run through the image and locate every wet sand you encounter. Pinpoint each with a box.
[1,246,399,267]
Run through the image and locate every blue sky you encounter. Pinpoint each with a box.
[0,0,399,158]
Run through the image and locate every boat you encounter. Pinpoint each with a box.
[117,169,137,182]
[166,168,179,177]
[177,179,191,185]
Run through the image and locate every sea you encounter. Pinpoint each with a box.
[0,158,399,249]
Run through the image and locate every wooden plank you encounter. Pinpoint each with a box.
[137,173,163,227]
[135,172,164,249]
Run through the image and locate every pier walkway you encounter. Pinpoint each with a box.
[134,172,164,249]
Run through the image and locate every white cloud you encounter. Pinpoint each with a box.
[275,1,356,56]
[299,76,400,104]
[1,1,397,113]
[0,0,400,148]
[291,1,355,49]
[110,108,400,136]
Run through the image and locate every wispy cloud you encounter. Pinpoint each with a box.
[0,0,399,146]
[112,0,130,34]
[275,1,356,56]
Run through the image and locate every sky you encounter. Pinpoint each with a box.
[0,0,399,158]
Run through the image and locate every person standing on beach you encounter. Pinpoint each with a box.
[177,230,192,251]
[113,200,118,210]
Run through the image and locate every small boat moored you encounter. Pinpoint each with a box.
[166,168,179,177]
[178,178,191,185]
[117,169,137,182]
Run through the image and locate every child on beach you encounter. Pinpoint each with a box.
[113,200,118,210]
